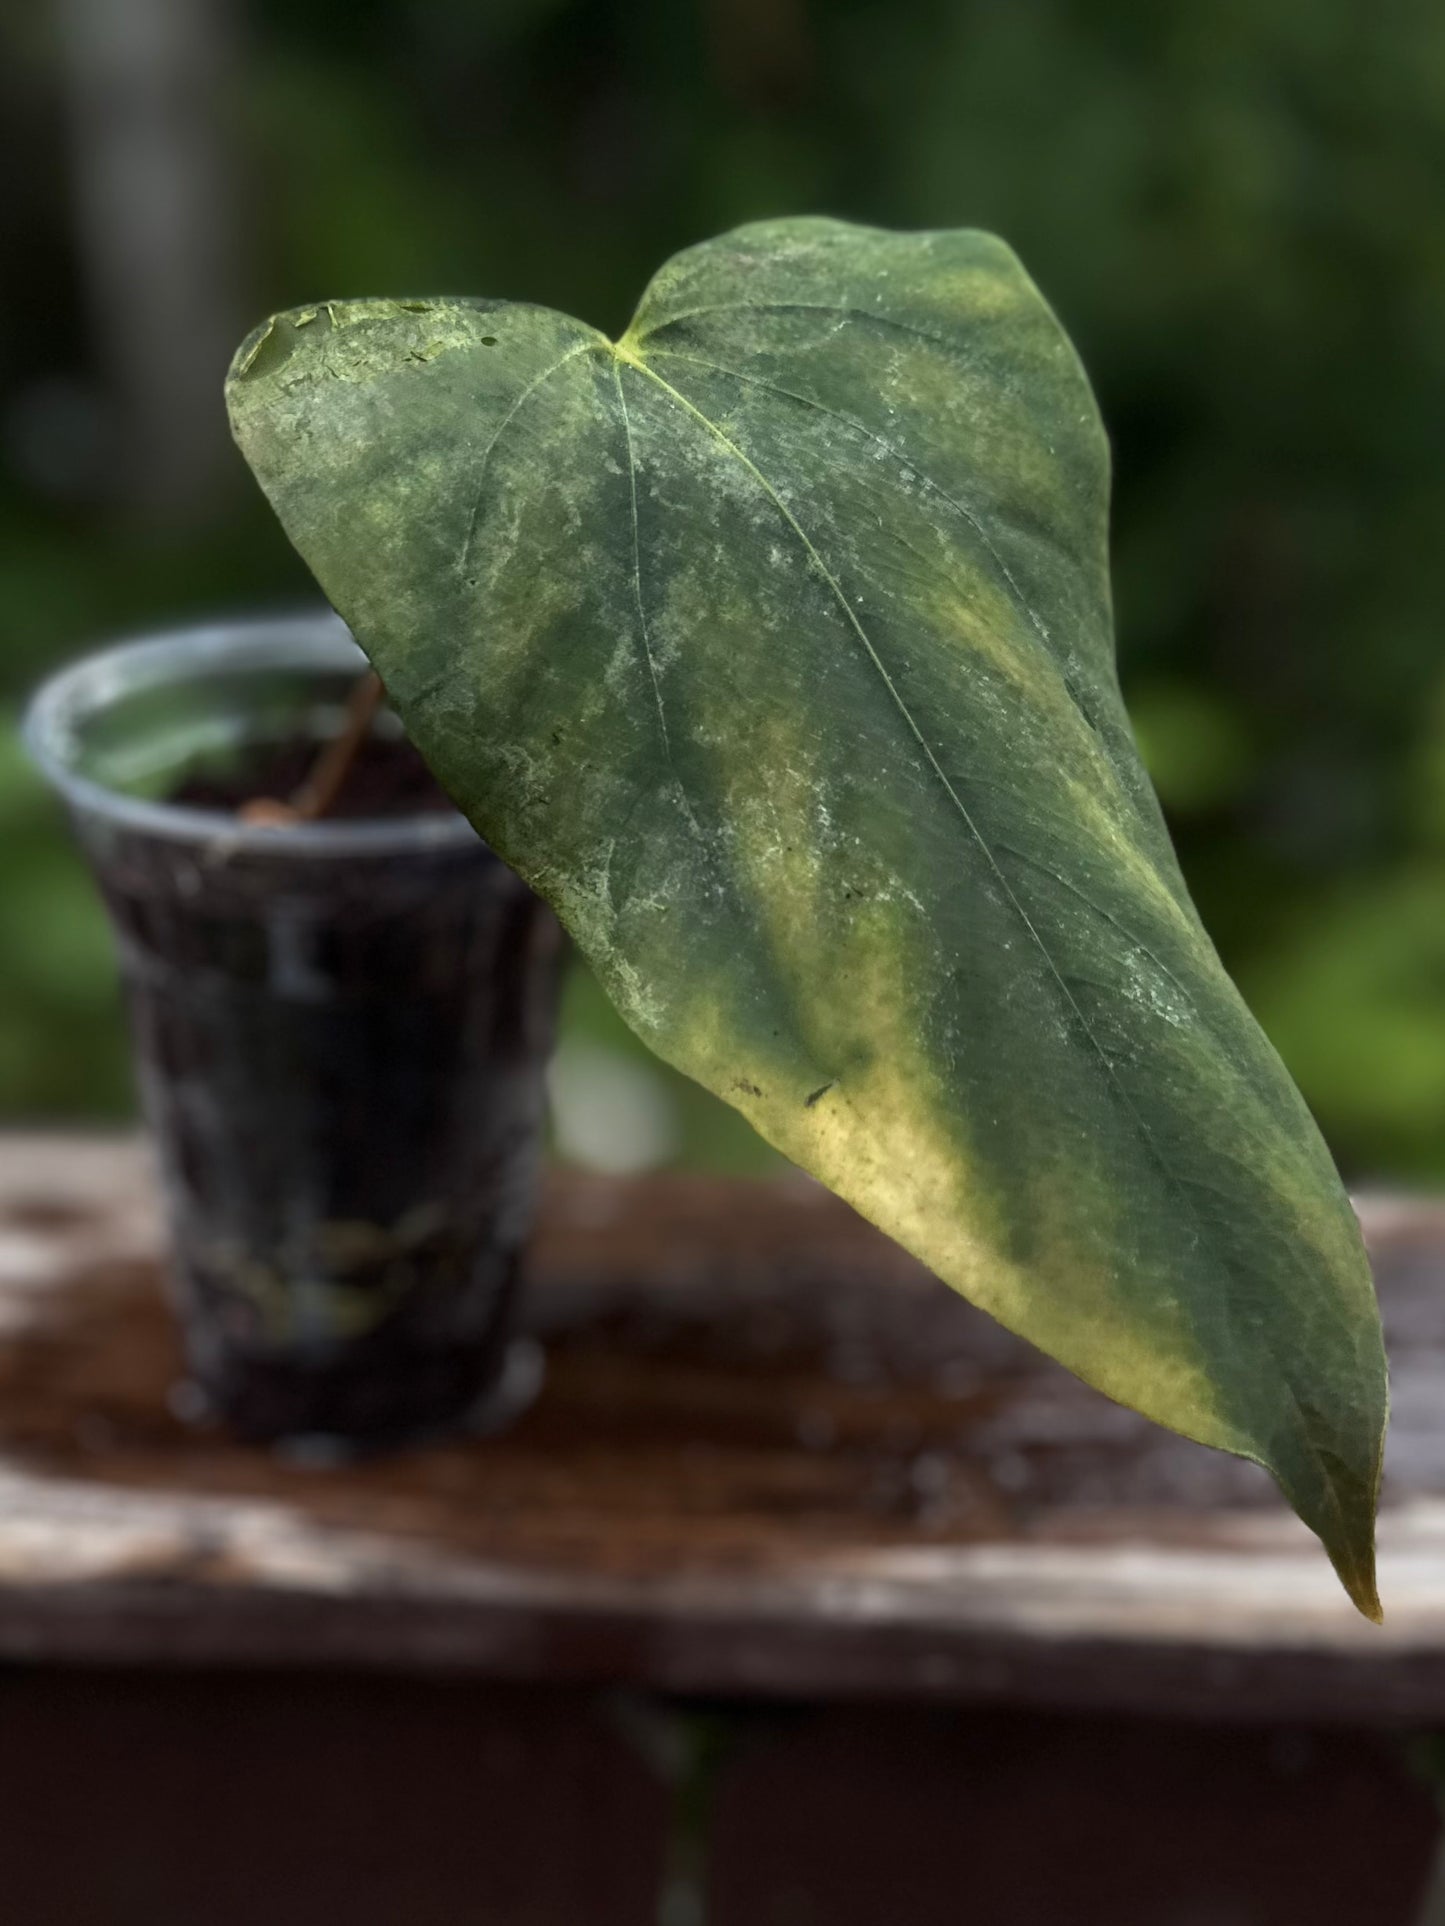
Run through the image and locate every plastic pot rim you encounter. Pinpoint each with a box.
[22,607,481,860]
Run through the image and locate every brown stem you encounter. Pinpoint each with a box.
[239,670,385,827]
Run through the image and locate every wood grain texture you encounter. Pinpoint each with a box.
[0,1133,1439,1720]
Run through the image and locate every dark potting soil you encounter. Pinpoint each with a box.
[170,732,455,820]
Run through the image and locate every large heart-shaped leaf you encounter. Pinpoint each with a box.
[227,218,1387,1615]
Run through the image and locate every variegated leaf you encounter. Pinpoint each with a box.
[227,218,1388,1616]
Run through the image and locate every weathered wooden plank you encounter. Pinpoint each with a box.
[1,1133,1444,1720]
[706,1708,1438,1925]
[0,1670,668,1926]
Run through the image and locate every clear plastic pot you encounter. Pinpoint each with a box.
[25,612,561,1450]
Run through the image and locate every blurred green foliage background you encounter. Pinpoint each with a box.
[3,0,1445,1177]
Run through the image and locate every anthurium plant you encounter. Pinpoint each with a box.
[227,217,1388,1617]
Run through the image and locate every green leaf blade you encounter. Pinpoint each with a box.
[227,221,1388,1618]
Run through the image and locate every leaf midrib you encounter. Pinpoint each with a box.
[641,341,1177,876]
[616,345,1351,1551]
[617,350,1143,1101]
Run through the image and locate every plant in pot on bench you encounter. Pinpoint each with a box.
[41,218,1389,1618]
[26,612,561,1448]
